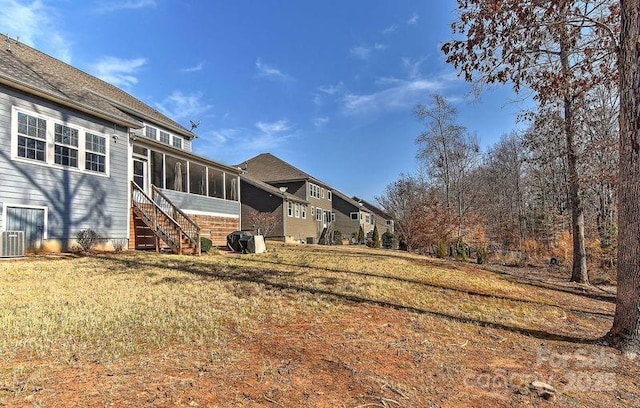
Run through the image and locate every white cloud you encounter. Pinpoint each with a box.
[374,43,387,50]
[343,79,443,115]
[89,56,147,88]
[0,0,72,62]
[402,57,425,79]
[199,120,295,162]
[97,0,156,13]
[255,58,293,81]
[180,62,204,73]
[381,24,398,35]
[155,90,213,121]
[313,117,329,127]
[317,82,343,95]
[407,13,419,25]
[255,120,291,136]
[349,45,371,60]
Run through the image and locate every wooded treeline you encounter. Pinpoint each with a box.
[378,90,618,267]
[377,0,621,277]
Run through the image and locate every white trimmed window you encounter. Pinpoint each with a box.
[16,112,46,162]
[159,130,170,144]
[302,205,306,219]
[350,212,359,220]
[309,182,323,199]
[331,212,335,222]
[145,125,157,140]
[294,203,300,218]
[316,208,323,221]
[144,124,184,150]
[288,201,293,217]
[85,133,106,173]
[54,123,79,168]
[12,108,109,176]
[327,191,332,201]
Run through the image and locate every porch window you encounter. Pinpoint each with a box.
[165,155,187,192]
[208,168,224,199]
[189,163,207,195]
[150,151,164,188]
[225,173,238,201]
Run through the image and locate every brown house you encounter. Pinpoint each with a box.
[239,153,334,243]
[352,196,395,236]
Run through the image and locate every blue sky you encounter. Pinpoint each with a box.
[0,0,533,202]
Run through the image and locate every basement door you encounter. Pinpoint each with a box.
[6,207,45,250]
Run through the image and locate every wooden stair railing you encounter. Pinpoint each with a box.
[131,181,200,255]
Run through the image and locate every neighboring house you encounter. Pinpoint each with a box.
[352,196,395,235]
[239,174,309,240]
[331,190,374,242]
[0,39,240,253]
[239,153,334,243]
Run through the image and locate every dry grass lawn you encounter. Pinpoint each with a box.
[0,243,638,407]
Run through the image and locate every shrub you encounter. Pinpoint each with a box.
[357,225,365,244]
[381,231,395,249]
[200,237,213,253]
[76,229,100,253]
[333,230,343,245]
[111,238,128,252]
[371,225,380,248]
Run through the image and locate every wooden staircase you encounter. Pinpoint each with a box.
[131,181,201,255]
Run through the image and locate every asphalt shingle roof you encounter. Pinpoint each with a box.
[0,38,195,138]
[240,153,331,187]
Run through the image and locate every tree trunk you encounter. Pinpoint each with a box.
[609,0,640,354]
[560,23,589,284]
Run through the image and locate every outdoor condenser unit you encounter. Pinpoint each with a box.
[0,231,25,258]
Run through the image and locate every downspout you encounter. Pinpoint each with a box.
[282,197,287,242]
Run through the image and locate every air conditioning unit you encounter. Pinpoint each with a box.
[0,231,25,258]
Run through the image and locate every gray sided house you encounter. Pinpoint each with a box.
[332,190,374,242]
[0,39,240,253]
[240,174,309,240]
[239,153,335,244]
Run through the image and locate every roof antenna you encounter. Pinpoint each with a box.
[189,119,201,131]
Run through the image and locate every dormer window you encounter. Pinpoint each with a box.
[145,125,157,140]
[172,136,183,149]
[159,130,170,144]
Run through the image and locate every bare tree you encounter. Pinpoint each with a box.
[248,211,279,237]
[415,94,481,243]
